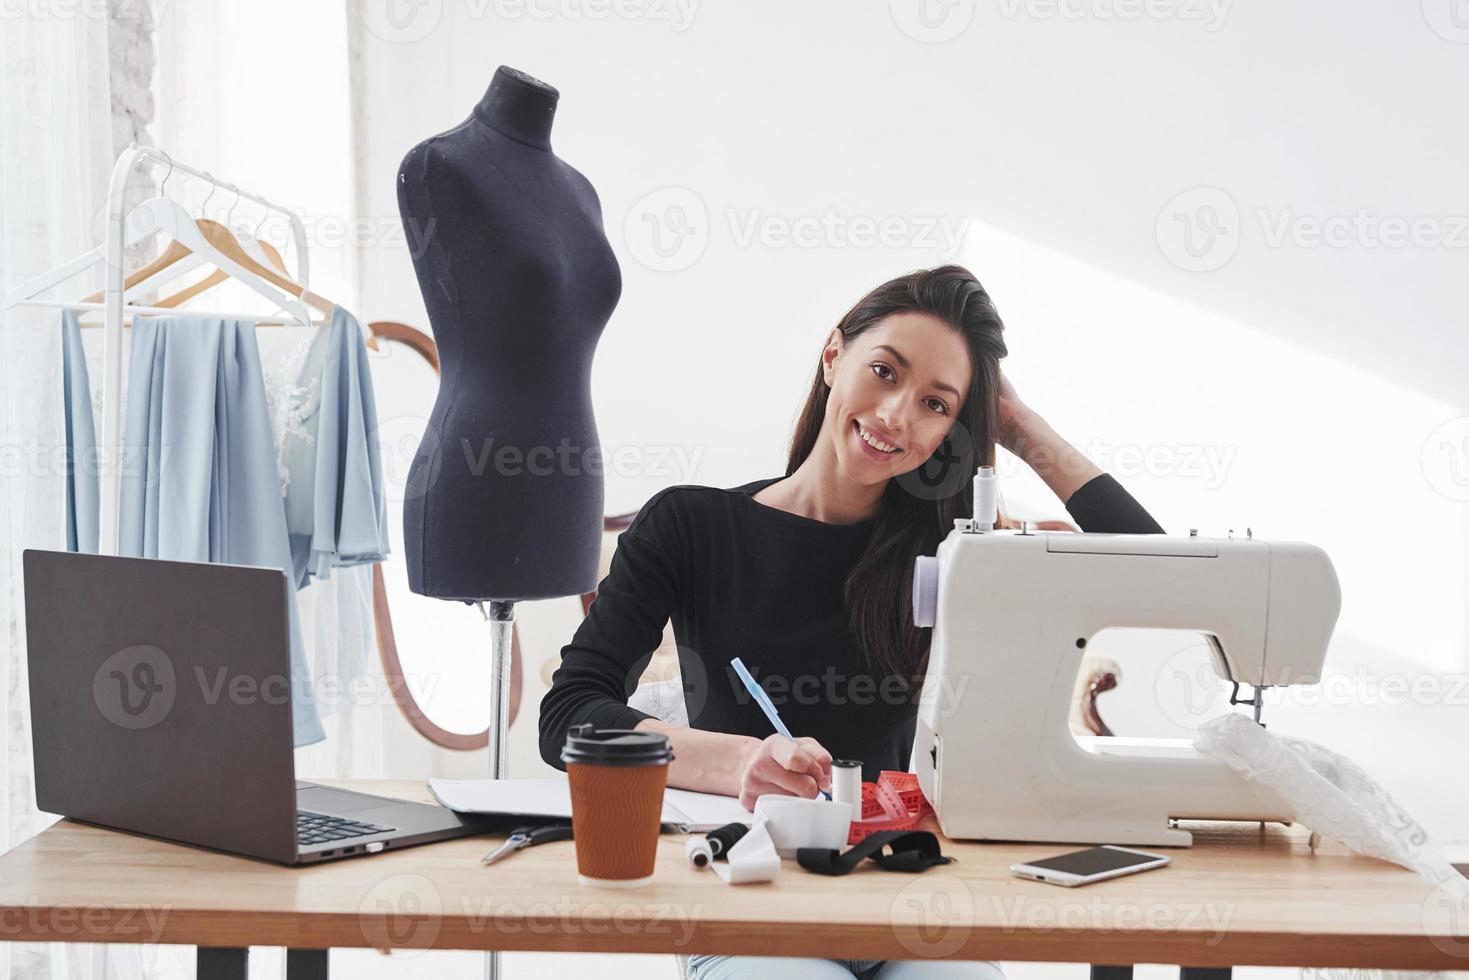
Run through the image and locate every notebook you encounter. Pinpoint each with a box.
[428,776,753,831]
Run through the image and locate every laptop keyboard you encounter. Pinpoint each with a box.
[297,809,394,847]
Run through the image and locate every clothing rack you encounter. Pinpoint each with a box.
[4,143,313,555]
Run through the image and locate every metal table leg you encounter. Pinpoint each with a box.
[287,948,330,980]
[1091,968,1134,980]
[196,947,247,980]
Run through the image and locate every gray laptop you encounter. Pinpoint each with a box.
[23,549,495,865]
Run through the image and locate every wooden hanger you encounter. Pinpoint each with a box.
[78,207,377,347]
[190,220,378,348]
[72,195,310,326]
[79,239,191,304]
[81,179,291,308]
[152,237,291,309]
[81,219,318,309]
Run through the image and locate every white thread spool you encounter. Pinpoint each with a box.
[685,835,712,869]
[972,465,997,532]
[832,759,862,821]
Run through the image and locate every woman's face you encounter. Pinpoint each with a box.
[822,312,973,485]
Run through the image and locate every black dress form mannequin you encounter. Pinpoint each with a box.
[397,66,621,601]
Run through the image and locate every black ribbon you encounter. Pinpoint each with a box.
[796,830,953,876]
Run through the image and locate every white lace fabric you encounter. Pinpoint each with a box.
[1196,713,1465,891]
[257,325,325,496]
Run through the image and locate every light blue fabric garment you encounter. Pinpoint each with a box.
[61,309,392,741]
[118,314,326,746]
[282,305,389,588]
[270,307,389,723]
[61,313,326,747]
[61,310,99,554]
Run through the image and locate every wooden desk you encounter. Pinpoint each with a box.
[0,779,1464,978]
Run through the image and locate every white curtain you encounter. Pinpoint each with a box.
[0,2,383,977]
[151,0,357,306]
[0,17,180,980]
[0,2,191,978]
[0,5,121,979]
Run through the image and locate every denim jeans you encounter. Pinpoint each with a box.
[686,955,1006,979]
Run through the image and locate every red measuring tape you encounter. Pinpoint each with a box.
[847,770,932,845]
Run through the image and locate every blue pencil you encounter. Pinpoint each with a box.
[730,657,833,800]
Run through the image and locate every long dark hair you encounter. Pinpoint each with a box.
[786,265,1013,686]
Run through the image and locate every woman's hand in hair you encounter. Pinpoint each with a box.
[994,370,1105,504]
[994,368,1038,455]
[737,734,834,810]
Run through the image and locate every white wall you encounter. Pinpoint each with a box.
[338,1,1467,841]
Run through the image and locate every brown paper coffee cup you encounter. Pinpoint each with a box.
[562,726,673,888]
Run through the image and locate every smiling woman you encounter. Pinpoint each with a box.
[534,262,1163,781]
[538,265,1165,979]
[761,267,1010,684]
[540,262,1164,771]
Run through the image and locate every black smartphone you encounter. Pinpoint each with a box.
[1010,845,1170,887]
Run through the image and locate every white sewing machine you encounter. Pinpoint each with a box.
[910,468,1341,847]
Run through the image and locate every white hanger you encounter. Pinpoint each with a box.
[119,196,312,325]
[119,179,325,328]
[111,163,215,303]
[4,155,311,326]
[231,188,287,272]
[2,143,340,556]
[2,245,97,310]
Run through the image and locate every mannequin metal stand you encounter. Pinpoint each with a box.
[482,600,515,781]
[477,600,516,980]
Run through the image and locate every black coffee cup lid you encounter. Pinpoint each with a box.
[560,725,673,767]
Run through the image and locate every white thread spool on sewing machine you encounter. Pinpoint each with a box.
[972,464,997,531]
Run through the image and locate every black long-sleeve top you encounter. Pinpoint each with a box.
[538,473,1165,779]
